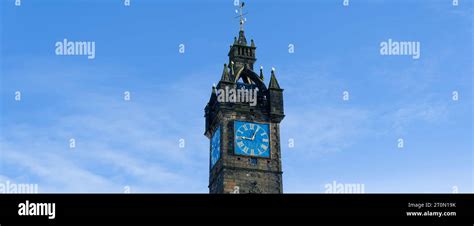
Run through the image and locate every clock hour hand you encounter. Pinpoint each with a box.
[237,136,251,140]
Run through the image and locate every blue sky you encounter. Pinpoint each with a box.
[0,0,472,193]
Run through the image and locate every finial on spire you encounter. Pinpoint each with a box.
[236,1,246,31]
[259,66,264,81]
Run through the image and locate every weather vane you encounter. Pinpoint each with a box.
[235,2,247,31]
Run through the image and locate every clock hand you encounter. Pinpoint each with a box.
[251,127,259,140]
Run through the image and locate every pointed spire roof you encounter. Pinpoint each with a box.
[220,63,231,82]
[259,66,264,81]
[269,67,281,89]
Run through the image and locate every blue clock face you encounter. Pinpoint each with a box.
[234,121,270,157]
[210,127,221,169]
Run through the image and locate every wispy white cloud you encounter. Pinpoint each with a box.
[274,55,471,193]
[282,107,372,155]
[389,102,449,134]
[0,59,213,193]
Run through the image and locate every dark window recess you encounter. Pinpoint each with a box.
[237,157,241,161]
[249,158,258,165]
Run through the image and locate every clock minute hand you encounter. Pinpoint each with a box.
[251,127,259,140]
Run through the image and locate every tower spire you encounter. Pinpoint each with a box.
[235,1,247,45]
[220,63,231,82]
[269,67,281,89]
[228,2,255,71]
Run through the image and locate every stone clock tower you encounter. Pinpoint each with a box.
[204,2,284,194]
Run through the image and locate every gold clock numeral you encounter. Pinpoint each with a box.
[243,147,249,153]
[250,149,255,156]
[261,144,268,150]
[262,138,269,143]
[237,141,244,148]
[243,124,248,131]
[249,123,255,130]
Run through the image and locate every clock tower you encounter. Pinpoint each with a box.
[204,2,284,194]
